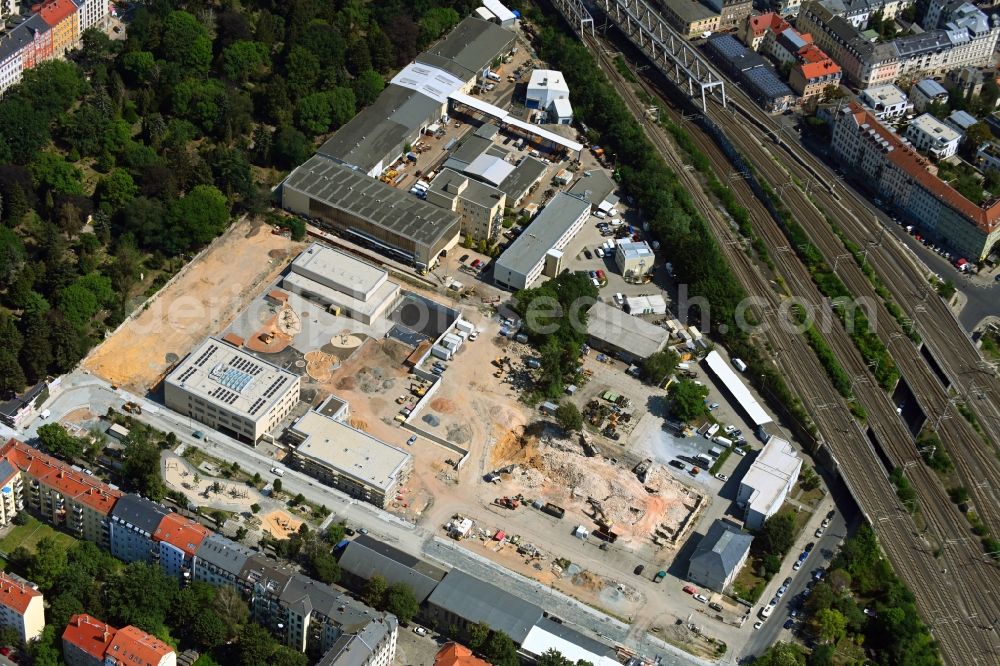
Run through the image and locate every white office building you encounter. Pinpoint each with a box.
[737,436,801,529]
[526,69,570,110]
[164,337,301,444]
[858,84,910,120]
[905,113,961,159]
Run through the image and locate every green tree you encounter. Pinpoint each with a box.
[352,69,385,108]
[98,168,138,212]
[238,623,278,666]
[750,642,806,666]
[759,512,796,556]
[362,574,387,608]
[418,7,460,48]
[25,626,61,666]
[161,11,213,74]
[36,423,84,460]
[212,585,250,638]
[271,126,312,169]
[58,283,99,329]
[308,551,341,584]
[482,630,519,666]
[120,51,157,85]
[537,649,574,666]
[169,184,230,249]
[106,562,178,631]
[193,610,228,650]
[642,350,679,383]
[30,152,84,195]
[122,428,165,500]
[25,537,68,589]
[272,478,282,493]
[223,40,271,82]
[554,402,583,432]
[813,608,847,644]
[667,379,709,422]
[285,46,321,98]
[465,621,490,650]
[383,582,419,624]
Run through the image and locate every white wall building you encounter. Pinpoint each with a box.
[905,113,961,159]
[164,337,301,444]
[0,572,44,643]
[858,84,910,120]
[737,436,801,529]
[909,78,949,112]
[74,0,109,33]
[526,69,570,110]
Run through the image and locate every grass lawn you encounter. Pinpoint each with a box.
[732,558,766,602]
[0,516,77,556]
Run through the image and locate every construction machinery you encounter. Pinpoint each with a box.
[380,168,398,184]
[494,496,520,510]
[122,401,142,415]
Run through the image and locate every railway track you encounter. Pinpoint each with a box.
[712,101,1000,534]
[577,28,1000,665]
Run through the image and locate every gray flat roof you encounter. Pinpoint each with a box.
[567,171,616,206]
[662,0,718,23]
[495,192,590,277]
[284,155,461,249]
[317,84,442,173]
[111,495,169,534]
[587,301,670,358]
[429,169,506,209]
[427,569,543,643]
[499,156,548,201]
[338,536,445,602]
[195,533,254,577]
[290,411,411,493]
[447,134,496,169]
[416,17,515,81]
[165,337,299,421]
[291,243,387,297]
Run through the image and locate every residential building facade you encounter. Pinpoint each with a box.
[63,615,175,666]
[737,436,801,529]
[153,512,210,579]
[0,572,44,643]
[905,113,962,159]
[832,102,1000,260]
[108,495,169,564]
[35,0,79,57]
[62,614,116,666]
[910,78,949,112]
[426,169,507,241]
[858,83,910,119]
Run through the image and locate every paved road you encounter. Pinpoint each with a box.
[21,370,713,665]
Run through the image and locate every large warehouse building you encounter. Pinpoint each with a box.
[282,155,462,269]
[287,402,412,508]
[586,301,670,362]
[493,192,591,290]
[164,337,301,444]
[283,244,401,325]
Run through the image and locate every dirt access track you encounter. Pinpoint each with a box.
[84,219,306,392]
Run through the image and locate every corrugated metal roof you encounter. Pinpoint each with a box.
[427,570,542,643]
[339,536,445,603]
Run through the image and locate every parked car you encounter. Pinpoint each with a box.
[815,527,825,538]
[793,560,803,571]
[413,626,428,636]
[753,620,764,630]
[804,541,815,552]
[595,248,605,258]
[709,602,723,612]
[669,460,685,469]
[683,585,696,595]
[584,249,593,259]
[724,425,736,434]
[783,577,793,586]
[693,594,708,603]
[783,619,795,630]
[634,565,645,575]
[715,473,728,481]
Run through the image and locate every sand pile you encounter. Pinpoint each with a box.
[430,397,456,413]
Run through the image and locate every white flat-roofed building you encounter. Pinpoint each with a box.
[623,294,666,316]
[482,0,516,26]
[737,436,801,529]
[288,410,412,508]
[526,69,570,110]
[910,78,949,112]
[493,193,591,290]
[164,337,300,444]
[702,350,772,427]
[858,84,910,120]
[614,241,655,278]
[905,113,961,159]
[283,243,400,325]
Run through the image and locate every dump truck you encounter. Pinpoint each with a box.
[541,503,566,519]
[594,527,619,543]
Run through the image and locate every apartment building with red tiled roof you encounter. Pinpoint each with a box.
[433,643,490,666]
[105,625,176,666]
[153,512,210,579]
[1,439,121,547]
[62,614,116,666]
[0,572,44,643]
[789,45,841,99]
[832,102,1000,261]
[33,0,78,56]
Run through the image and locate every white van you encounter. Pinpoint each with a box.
[594,210,608,219]
[714,436,733,448]
[732,357,748,372]
[486,70,501,82]
[704,423,720,439]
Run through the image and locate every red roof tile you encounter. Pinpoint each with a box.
[435,643,491,666]
[105,625,174,666]
[153,513,210,556]
[33,0,77,27]
[1,439,122,515]
[0,572,41,615]
[62,614,117,660]
[845,102,1000,233]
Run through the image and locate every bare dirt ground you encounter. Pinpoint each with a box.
[262,509,302,539]
[163,453,263,513]
[84,219,306,392]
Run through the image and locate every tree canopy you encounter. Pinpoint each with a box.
[667,379,709,422]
